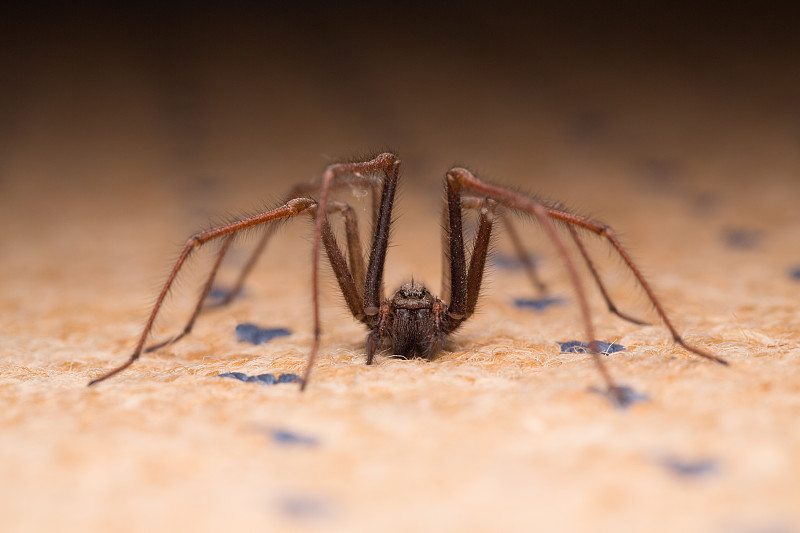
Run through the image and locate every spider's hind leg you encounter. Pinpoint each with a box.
[89,197,317,386]
[544,206,726,365]
[445,168,648,404]
[204,224,279,309]
[497,204,647,325]
[497,210,548,295]
[564,223,649,326]
[143,233,236,354]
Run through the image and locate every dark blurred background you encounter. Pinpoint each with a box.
[1,1,799,241]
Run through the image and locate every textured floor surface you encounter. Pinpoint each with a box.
[2,5,799,533]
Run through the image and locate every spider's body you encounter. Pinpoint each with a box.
[90,152,725,403]
[377,282,450,361]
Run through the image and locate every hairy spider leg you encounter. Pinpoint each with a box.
[497,210,548,294]
[313,201,368,321]
[564,224,648,325]
[211,174,386,310]
[440,195,508,305]
[543,207,726,365]
[210,224,278,308]
[90,194,379,386]
[361,175,499,365]
[465,195,647,327]
[304,153,400,389]
[142,233,236,354]
[91,154,399,387]
[449,168,621,397]
[88,197,318,386]
[441,178,496,328]
[445,167,726,402]
[149,198,368,352]
[455,196,550,307]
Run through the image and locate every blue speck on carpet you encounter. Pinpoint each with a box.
[218,372,302,386]
[490,252,540,270]
[513,296,565,311]
[589,385,650,409]
[277,495,332,519]
[235,323,291,344]
[559,340,626,354]
[270,429,319,446]
[722,227,762,249]
[659,457,718,478]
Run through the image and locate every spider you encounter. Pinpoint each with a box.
[89,152,726,402]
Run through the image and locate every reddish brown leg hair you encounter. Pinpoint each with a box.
[88,198,318,385]
[207,174,385,311]
[564,224,649,326]
[461,196,648,326]
[443,167,725,403]
[302,153,400,388]
[497,211,548,294]
[89,154,398,387]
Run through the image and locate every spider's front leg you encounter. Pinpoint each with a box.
[443,192,553,312]
[440,174,499,337]
[301,153,401,389]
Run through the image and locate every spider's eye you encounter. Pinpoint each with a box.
[398,283,427,299]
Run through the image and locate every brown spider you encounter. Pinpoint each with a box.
[89,152,726,402]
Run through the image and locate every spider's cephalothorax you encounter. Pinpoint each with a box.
[381,282,449,360]
[90,152,726,404]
